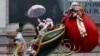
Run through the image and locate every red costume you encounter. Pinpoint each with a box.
[62,2,99,52]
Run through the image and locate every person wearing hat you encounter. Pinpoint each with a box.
[63,2,83,18]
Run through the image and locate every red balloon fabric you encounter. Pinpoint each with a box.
[62,13,99,52]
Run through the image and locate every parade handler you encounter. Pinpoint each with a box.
[12,29,27,56]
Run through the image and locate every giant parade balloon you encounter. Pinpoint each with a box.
[62,2,99,52]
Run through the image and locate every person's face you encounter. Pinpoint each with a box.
[16,30,19,34]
